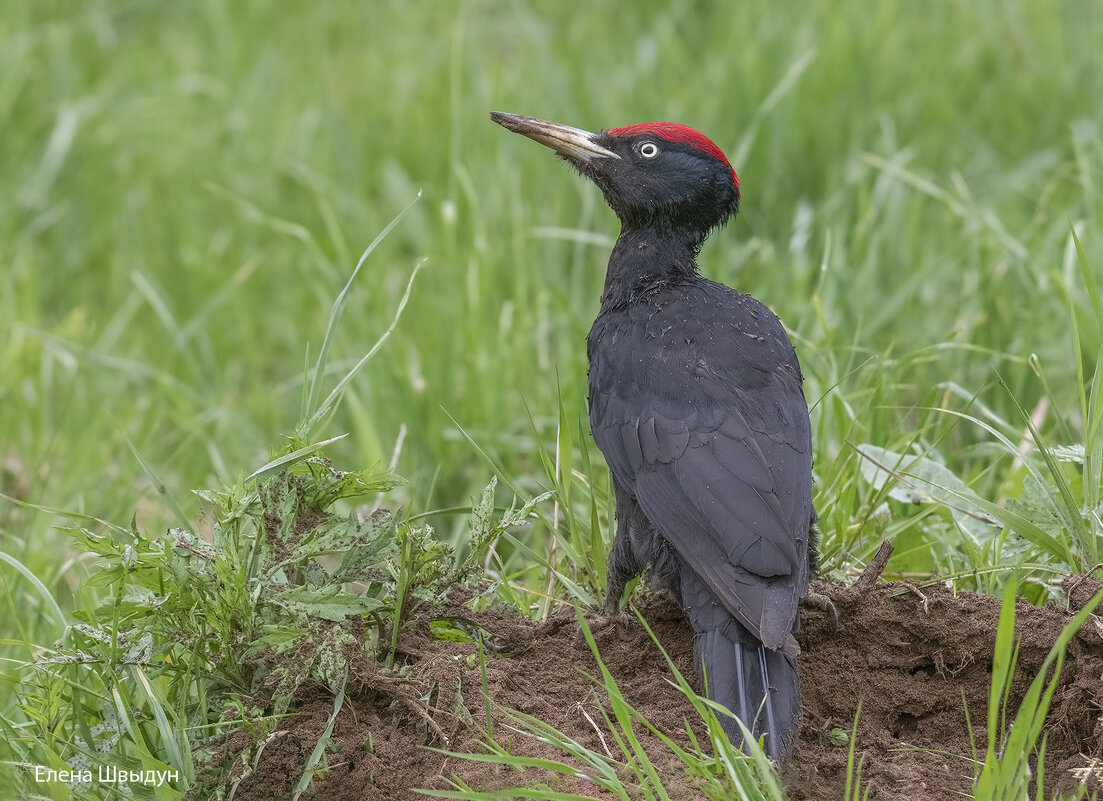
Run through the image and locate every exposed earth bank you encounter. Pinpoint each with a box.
[214,579,1103,800]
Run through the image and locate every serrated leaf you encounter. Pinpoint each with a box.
[62,527,122,559]
[293,511,395,564]
[122,633,154,664]
[499,490,555,530]
[469,477,498,550]
[1050,444,1086,464]
[249,626,309,655]
[304,460,404,508]
[1010,475,1065,531]
[36,650,98,666]
[333,522,399,583]
[269,584,384,622]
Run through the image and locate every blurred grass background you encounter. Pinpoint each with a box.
[2,0,1102,617]
[2,2,1103,795]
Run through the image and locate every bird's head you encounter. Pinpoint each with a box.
[491,112,739,240]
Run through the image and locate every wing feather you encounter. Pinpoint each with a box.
[588,281,812,647]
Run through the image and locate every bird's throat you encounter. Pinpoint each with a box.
[600,226,701,310]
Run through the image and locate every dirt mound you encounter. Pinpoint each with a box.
[789,581,1103,800]
[215,582,1103,800]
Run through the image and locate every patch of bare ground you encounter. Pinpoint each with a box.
[209,580,1103,800]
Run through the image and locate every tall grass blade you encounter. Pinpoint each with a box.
[304,190,422,417]
[305,258,426,434]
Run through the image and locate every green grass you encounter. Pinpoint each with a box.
[1,0,1102,797]
[427,612,792,800]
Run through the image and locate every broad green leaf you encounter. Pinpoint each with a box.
[269,584,384,622]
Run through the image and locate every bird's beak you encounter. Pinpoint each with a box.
[491,112,619,162]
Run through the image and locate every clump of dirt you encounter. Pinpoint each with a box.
[214,582,1103,801]
[790,581,1103,800]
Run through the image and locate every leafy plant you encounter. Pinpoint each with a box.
[3,441,543,799]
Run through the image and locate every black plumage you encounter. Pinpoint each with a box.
[491,112,816,759]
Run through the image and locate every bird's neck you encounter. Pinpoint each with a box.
[600,225,702,310]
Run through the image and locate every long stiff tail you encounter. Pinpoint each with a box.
[683,582,800,759]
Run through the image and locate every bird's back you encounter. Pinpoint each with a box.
[587,276,812,755]
[587,275,813,647]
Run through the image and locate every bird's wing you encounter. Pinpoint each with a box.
[588,284,812,648]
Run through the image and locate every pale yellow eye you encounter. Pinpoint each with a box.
[639,142,660,158]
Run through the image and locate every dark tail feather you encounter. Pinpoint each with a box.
[695,617,800,760]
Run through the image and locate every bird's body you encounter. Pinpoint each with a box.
[491,112,815,759]
[589,266,812,756]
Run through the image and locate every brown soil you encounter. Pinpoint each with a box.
[214,580,1103,801]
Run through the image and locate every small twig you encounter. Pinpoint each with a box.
[574,700,613,759]
[228,730,288,801]
[175,539,216,562]
[905,583,931,614]
[855,540,894,592]
[368,673,451,744]
[397,693,449,744]
[1065,566,1103,611]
